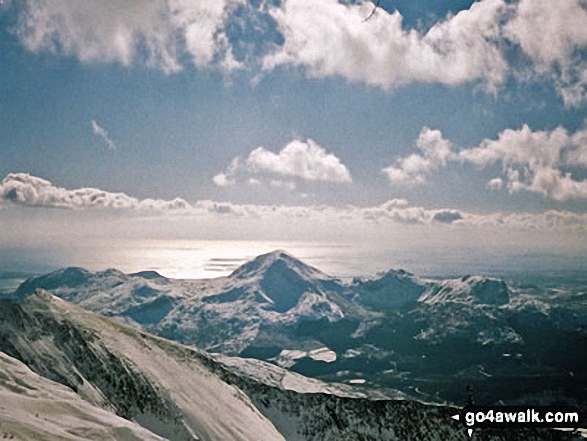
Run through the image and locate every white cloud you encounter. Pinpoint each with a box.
[247,139,352,182]
[0,173,193,213]
[269,180,296,190]
[91,120,116,150]
[212,157,239,187]
[2,172,587,233]
[505,0,587,69]
[212,172,234,187]
[213,138,352,186]
[382,127,454,185]
[504,0,587,107]
[15,0,241,73]
[262,0,587,105]
[459,124,587,200]
[8,0,587,104]
[487,177,503,190]
[171,0,242,70]
[263,0,508,90]
[383,123,587,201]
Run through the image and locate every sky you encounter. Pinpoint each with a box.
[1,0,587,271]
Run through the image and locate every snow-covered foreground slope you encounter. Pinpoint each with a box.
[0,290,286,441]
[0,352,166,441]
[1,290,572,440]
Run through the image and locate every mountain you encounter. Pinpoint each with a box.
[14,251,366,356]
[351,269,427,308]
[12,251,587,410]
[0,288,498,441]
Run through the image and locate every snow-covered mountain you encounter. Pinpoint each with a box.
[12,250,587,409]
[0,288,488,440]
[2,289,577,440]
[350,269,428,309]
[1,290,286,441]
[14,251,367,355]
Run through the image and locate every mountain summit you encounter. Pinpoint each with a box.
[230,250,326,281]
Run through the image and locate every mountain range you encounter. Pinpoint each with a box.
[3,250,587,439]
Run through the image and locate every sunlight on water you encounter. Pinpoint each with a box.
[1,239,586,281]
[73,239,362,279]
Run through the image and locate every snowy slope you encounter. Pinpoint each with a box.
[418,275,510,305]
[0,351,166,441]
[0,290,285,441]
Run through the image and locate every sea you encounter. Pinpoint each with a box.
[1,239,586,292]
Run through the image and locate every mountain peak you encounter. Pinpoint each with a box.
[229,250,324,280]
[228,250,330,313]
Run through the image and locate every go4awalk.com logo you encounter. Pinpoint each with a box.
[451,405,584,438]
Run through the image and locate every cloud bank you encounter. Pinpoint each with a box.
[263,0,508,91]
[2,172,586,233]
[0,173,192,213]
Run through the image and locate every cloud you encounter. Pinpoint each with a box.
[7,0,587,105]
[487,177,503,190]
[212,158,239,187]
[263,0,508,90]
[91,120,116,150]
[433,211,463,224]
[459,124,587,200]
[14,0,242,73]
[505,0,587,107]
[382,127,453,185]
[212,172,234,187]
[2,172,587,232]
[247,139,352,182]
[0,173,193,213]
[383,123,587,201]
[213,138,352,186]
[269,180,296,190]
[262,0,587,105]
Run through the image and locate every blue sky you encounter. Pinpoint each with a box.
[1,0,587,260]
